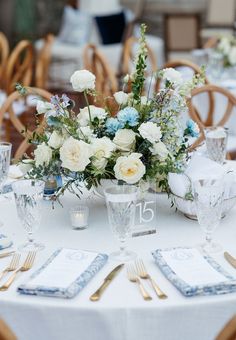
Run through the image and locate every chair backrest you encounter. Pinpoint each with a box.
[0,319,17,340]
[5,40,34,95]
[187,84,236,149]
[0,32,9,89]
[164,13,201,59]
[206,0,235,27]
[215,315,236,340]
[83,44,118,98]
[0,87,52,161]
[35,34,54,89]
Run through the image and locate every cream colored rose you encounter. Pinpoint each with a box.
[162,68,183,86]
[60,137,92,172]
[78,105,107,126]
[70,70,96,92]
[36,100,54,115]
[34,143,52,167]
[114,91,129,105]
[113,129,136,151]
[114,153,146,184]
[77,126,95,141]
[138,122,162,143]
[150,141,169,160]
[48,131,65,149]
[91,137,116,170]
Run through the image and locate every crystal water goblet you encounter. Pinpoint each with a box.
[0,142,12,227]
[12,179,45,251]
[204,126,228,164]
[104,185,138,262]
[193,178,224,253]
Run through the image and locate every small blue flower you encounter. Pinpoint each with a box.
[186,119,199,137]
[105,118,124,134]
[117,107,139,127]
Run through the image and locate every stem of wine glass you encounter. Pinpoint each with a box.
[205,232,212,248]
[27,232,34,244]
[119,239,127,255]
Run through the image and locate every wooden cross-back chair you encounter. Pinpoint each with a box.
[0,87,52,161]
[215,315,236,340]
[0,319,17,340]
[83,44,118,100]
[35,33,54,89]
[5,40,34,95]
[0,32,9,89]
[187,84,236,150]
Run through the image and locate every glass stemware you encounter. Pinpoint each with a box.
[12,179,45,251]
[104,185,138,262]
[0,142,12,227]
[204,127,228,164]
[193,178,224,253]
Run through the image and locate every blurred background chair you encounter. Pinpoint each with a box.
[0,32,9,90]
[215,315,236,340]
[35,33,54,89]
[0,319,17,340]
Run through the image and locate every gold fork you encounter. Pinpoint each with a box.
[0,254,21,281]
[135,259,168,299]
[127,264,152,301]
[0,251,36,291]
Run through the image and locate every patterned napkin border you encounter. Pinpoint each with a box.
[152,247,236,297]
[18,248,108,299]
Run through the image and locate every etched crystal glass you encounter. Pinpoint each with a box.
[204,127,228,164]
[12,179,45,251]
[193,178,224,253]
[104,185,138,261]
[0,142,12,227]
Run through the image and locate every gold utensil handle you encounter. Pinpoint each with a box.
[150,277,167,299]
[0,270,19,291]
[137,280,152,301]
[90,280,111,301]
[0,270,8,281]
[0,251,15,259]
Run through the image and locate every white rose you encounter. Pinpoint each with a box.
[60,137,92,172]
[150,141,169,160]
[78,105,107,126]
[114,153,146,184]
[218,37,231,55]
[162,68,183,86]
[114,91,129,105]
[36,100,54,115]
[138,122,162,143]
[77,126,95,141]
[70,70,96,92]
[113,129,136,151]
[48,131,65,149]
[34,142,52,167]
[140,96,151,105]
[229,47,236,65]
[91,137,116,170]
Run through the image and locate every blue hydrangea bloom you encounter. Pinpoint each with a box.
[117,107,139,127]
[186,119,199,137]
[105,118,124,134]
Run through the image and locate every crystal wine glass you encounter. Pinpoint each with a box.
[193,178,224,253]
[0,142,12,227]
[12,179,45,251]
[204,127,228,164]
[104,185,138,262]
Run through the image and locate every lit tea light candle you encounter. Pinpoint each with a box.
[70,205,89,230]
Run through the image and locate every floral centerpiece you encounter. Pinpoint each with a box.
[20,24,202,198]
[215,36,236,67]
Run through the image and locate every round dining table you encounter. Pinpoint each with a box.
[0,177,236,340]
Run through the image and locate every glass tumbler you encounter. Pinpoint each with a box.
[204,126,228,164]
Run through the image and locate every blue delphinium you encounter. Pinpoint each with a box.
[117,107,139,127]
[105,118,124,134]
[186,119,200,137]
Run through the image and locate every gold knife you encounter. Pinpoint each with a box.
[90,263,124,301]
[0,251,15,259]
[224,251,236,269]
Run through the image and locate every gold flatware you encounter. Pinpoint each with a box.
[127,264,152,301]
[0,251,15,259]
[224,251,236,269]
[0,251,36,291]
[135,259,167,299]
[90,263,124,301]
[0,253,20,281]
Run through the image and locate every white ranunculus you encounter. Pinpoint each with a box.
[114,91,129,105]
[77,105,107,126]
[113,129,136,151]
[162,68,183,86]
[36,100,54,115]
[34,143,52,167]
[48,131,65,149]
[229,47,236,65]
[150,141,169,160]
[60,137,92,172]
[114,153,146,184]
[77,126,95,141]
[218,37,231,55]
[91,137,116,170]
[138,122,162,144]
[70,70,96,92]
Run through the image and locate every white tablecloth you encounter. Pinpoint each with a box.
[1,175,236,340]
